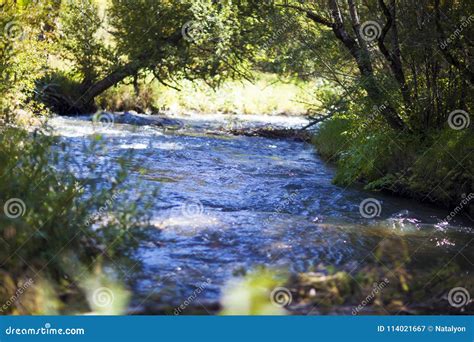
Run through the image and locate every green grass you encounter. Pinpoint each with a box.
[313,116,474,210]
[97,73,315,115]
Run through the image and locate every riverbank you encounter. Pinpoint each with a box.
[93,73,314,117]
[49,115,474,315]
[312,117,474,219]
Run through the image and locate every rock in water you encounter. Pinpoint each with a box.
[94,111,183,129]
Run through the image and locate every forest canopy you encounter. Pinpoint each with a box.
[0,0,472,125]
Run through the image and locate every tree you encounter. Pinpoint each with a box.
[59,0,109,89]
[266,0,473,132]
[47,0,264,114]
[0,0,60,120]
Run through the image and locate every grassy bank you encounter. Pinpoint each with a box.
[313,117,474,215]
[95,73,314,116]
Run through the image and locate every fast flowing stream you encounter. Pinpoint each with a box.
[50,113,473,313]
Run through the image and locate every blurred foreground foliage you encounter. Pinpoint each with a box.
[221,238,473,315]
[0,125,145,314]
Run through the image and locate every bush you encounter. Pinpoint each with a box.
[96,83,158,113]
[311,117,352,162]
[0,125,141,314]
[34,71,85,114]
[313,116,474,210]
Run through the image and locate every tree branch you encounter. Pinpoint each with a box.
[434,0,474,84]
[301,111,337,130]
[276,4,334,27]
[377,0,411,109]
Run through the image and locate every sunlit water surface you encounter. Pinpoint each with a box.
[49,113,473,311]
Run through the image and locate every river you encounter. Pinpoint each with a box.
[50,113,473,314]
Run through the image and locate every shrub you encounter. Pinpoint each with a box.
[0,125,141,314]
[313,116,474,210]
[311,117,352,162]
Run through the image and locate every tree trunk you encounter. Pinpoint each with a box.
[259,1,409,130]
[377,0,412,110]
[70,61,141,114]
[328,0,406,131]
[42,61,141,115]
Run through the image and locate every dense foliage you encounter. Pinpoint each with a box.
[36,0,267,113]
[259,0,473,208]
[0,1,143,314]
[0,0,472,314]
